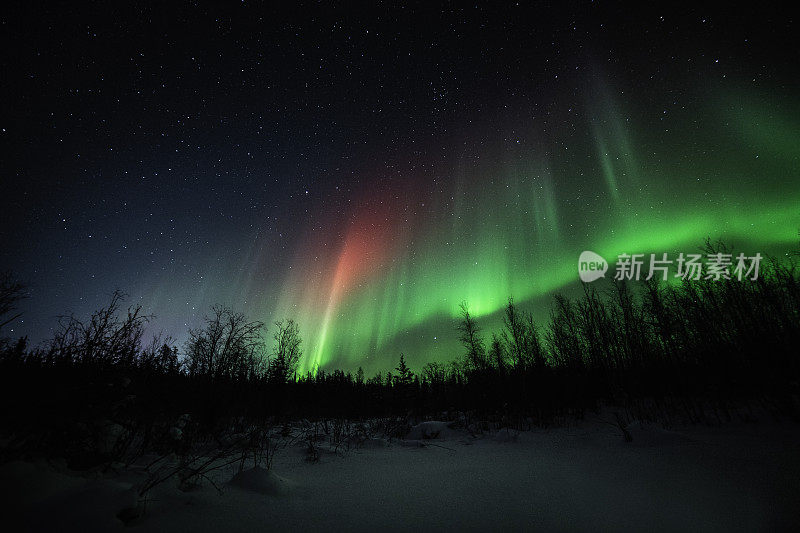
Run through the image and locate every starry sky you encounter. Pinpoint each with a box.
[2,2,799,373]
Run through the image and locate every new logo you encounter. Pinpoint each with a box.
[578,250,607,282]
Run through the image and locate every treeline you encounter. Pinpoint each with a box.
[0,245,799,466]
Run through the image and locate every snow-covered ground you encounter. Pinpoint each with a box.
[3,416,799,532]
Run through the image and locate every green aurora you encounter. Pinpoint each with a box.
[249,83,800,374]
[6,5,800,381]
[104,78,800,376]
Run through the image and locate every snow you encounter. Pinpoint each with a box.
[2,416,799,531]
[228,466,293,496]
[1,460,137,531]
[404,420,460,440]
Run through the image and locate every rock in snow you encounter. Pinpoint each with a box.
[227,466,293,496]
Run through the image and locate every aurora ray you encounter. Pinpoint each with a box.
[243,83,800,375]
[5,5,798,378]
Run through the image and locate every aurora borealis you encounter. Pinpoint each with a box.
[270,85,800,373]
[2,3,798,374]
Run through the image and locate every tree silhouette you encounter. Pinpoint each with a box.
[0,271,26,334]
[457,301,487,372]
[185,305,266,380]
[269,319,302,383]
[394,353,414,386]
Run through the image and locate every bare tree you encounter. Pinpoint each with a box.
[489,333,506,375]
[48,290,149,366]
[457,301,487,372]
[139,334,180,374]
[0,271,27,333]
[185,306,267,380]
[502,297,545,372]
[268,319,302,383]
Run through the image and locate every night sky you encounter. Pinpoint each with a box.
[2,2,798,373]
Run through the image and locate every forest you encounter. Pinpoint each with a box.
[1,243,798,474]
